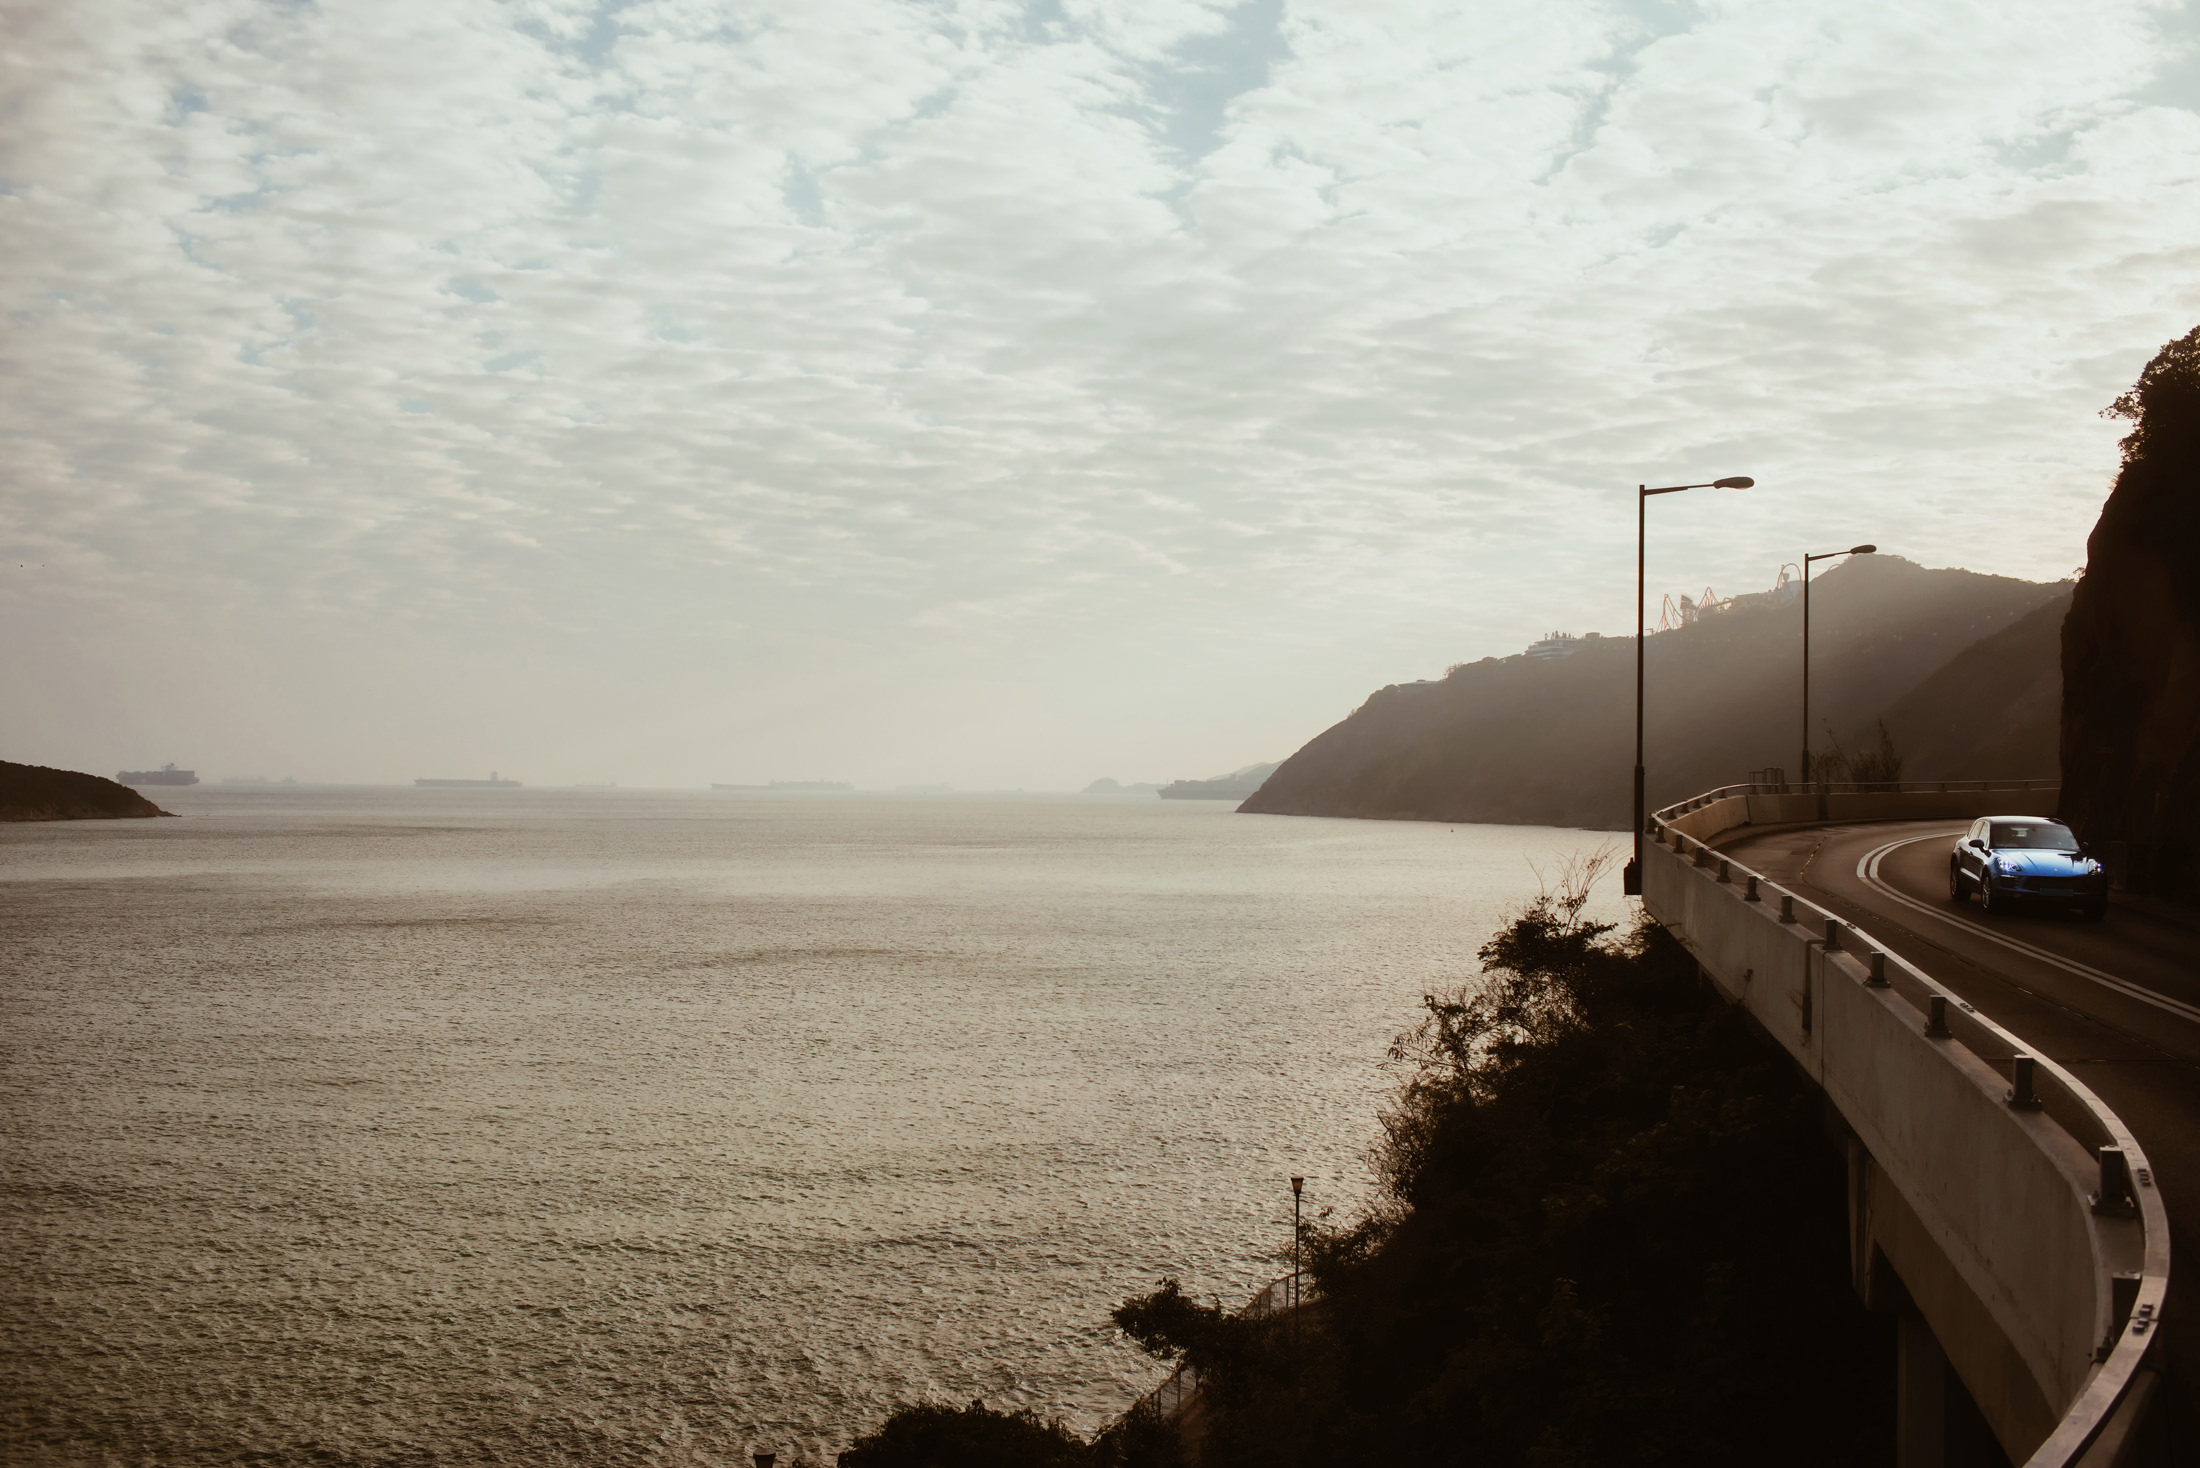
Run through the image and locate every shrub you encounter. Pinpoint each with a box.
[1111,854,1892,1466]
[837,1400,1087,1468]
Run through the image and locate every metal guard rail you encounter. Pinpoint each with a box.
[1648,781,2167,1467]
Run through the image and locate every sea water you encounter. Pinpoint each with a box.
[0,788,1626,1464]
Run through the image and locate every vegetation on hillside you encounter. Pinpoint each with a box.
[1809,719,1905,784]
[838,860,1892,1466]
[838,1401,1088,1468]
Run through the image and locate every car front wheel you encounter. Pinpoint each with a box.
[1981,875,2006,915]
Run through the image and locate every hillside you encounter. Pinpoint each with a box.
[1876,588,2070,782]
[1,761,176,821]
[1241,556,2067,829]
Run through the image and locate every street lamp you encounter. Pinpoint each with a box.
[1626,476,1756,897]
[1800,544,1876,785]
[1290,1176,1305,1366]
[1289,1176,1304,1310]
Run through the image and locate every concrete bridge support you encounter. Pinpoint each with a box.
[1898,1308,1951,1468]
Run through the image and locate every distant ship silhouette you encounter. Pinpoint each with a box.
[415,771,521,788]
[118,763,197,787]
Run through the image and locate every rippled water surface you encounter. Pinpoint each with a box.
[1,788,1624,1465]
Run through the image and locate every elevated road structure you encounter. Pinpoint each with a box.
[1646,782,2172,1467]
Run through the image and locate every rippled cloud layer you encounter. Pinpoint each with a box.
[5,0,2197,785]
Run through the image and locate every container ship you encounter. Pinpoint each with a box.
[711,780,852,792]
[118,764,198,787]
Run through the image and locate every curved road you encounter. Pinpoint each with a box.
[1717,818,2200,1430]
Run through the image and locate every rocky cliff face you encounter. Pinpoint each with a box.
[2061,325,2200,899]
[0,761,175,821]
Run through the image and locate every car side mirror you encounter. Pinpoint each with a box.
[1968,838,1985,850]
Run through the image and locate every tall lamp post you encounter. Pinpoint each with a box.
[1626,476,1756,896]
[1799,544,1876,785]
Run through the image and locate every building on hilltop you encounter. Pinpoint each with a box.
[1526,631,1603,659]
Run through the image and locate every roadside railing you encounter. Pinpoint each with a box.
[1644,784,2166,1468]
[1663,776,2061,806]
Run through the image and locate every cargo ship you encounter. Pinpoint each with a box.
[415,772,521,788]
[711,780,852,792]
[118,764,198,787]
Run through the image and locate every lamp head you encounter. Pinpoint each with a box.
[1851,543,1876,555]
[1291,1176,1304,1195]
[1712,476,1754,489]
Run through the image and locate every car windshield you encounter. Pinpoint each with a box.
[1990,821,2080,852]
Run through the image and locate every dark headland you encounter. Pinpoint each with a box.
[1,761,176,821]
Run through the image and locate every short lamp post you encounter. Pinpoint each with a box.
[1290,1175,1305,1365]
[1627,476,1756,896]
[1800,544,1876,785]
[1289,1176,1304,1310]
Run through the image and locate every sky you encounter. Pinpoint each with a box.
[5,0,2199,790]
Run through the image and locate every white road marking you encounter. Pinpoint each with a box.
[1857,834,2200,1027]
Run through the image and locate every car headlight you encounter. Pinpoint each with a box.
[1997,858,2019,874]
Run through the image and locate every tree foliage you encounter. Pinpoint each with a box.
[2103,322,2200,466]
[1109,855,1891,1467]
[836,1399,1087,1468]
[1810,720,1905,785]
[845,861,1892,1466]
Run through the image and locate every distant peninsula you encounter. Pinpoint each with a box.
[1160,761,1279,800]
[2,761,176,821]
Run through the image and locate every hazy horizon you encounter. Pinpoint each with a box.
[6,0,2198,790]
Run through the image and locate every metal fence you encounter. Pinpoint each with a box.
[1110,1272,1306,1427]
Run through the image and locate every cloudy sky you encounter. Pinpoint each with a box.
[5,0,2198,789]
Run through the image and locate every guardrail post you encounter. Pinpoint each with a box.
[1866,952,1888,986]
[1779,894,1796,924]
[2102,1273,2143,1359]
[1824,918,1842,950]
[1717,859,1731,884]
[2007,1055,2042,1110]
[1744,875,1759,902]
[2094,1148,2138,1217]
[1926,995,1950,1038]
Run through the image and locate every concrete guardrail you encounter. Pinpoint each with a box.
[1645,781,2167,1467]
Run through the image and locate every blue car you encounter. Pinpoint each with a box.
[1949,816,2107,919]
